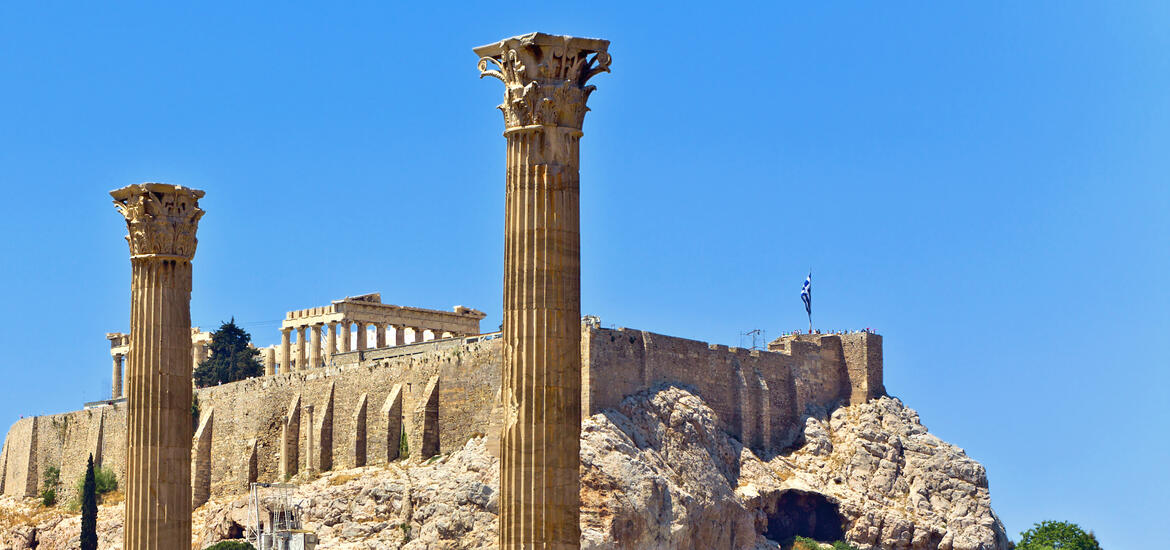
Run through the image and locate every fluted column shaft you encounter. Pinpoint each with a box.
[296,326,307,371]
[476,32,611,550]
[340,322,351,352]
[356,322,367,351]
[112,355,123,399]
[113,183,203,550]
[264,347,276,376]
[327,322,338,356]
[375,324,386,348]
[309,323,322,369]
[279,328,291,374]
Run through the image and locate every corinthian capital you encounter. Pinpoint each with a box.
[476,32,611,131]
[111,183,205,260]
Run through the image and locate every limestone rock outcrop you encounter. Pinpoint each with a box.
[0,386,1007,550]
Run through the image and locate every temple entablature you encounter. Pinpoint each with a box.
[281,293,484,337]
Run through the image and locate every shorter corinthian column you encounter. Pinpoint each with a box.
[477,32,611,550]
[112,183,204,550]
[264,347,276,376]
[111,354,123,399]
[279,328,292,374]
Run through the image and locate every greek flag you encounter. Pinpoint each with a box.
[800,272,812,316]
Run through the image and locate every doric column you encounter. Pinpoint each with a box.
[279,328,292,374]
[410,327,425,344]
[340,322,351,352]
[356,321,367,351]
[296,326,307,371]
[112,183,204,550]
[375,324,386,348]
[309,323,323,368]
[477,33,610,550]
[264,347,276,376]
[327,321,338,356]
[111,354,123,399]
[390,325,403,346]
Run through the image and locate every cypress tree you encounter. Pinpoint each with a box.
[80,454,97,550]
[193,318,263,388]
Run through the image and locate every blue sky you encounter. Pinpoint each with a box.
[1,2,1166,546]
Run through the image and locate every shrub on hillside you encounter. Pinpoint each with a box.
[74,466,117,500]
[40,466,60,507]
[204,541,256,550]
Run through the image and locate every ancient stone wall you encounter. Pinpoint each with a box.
[1,325,883,501]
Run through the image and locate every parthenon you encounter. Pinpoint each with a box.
[275,293,486,373]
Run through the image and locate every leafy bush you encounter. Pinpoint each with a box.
[75,466,118,500]
[1016,520,1101,550]
[203,542,256,550]
[789,536,860,550]
[40,466,60,506]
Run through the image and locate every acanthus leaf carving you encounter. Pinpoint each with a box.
[111,184,205,260]
[476,34,611,131]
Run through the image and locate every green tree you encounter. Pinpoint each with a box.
[40,465,60,506]
[1016,521,1102,550]
[80,454,97,550]
[194,318,263,388]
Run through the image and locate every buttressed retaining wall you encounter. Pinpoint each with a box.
[1,324,882,501]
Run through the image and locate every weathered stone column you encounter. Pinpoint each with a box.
[340,322,351,352]
[476,32,610,550]
[279,328,292,374]
[356,321,367,351]
[264,347,276,376]
[111,354,123,399]
[309,323,322,369]
[112,183,204,550]
[327,321,338,356]
[390,325,403,346]
[375,324,386,348]
[296,326,307,371]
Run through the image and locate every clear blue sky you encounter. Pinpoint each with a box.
[1,2,1166,547]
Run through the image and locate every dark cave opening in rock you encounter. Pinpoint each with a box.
[763,490,846,543]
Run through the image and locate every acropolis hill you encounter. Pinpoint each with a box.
[0,293,882,506]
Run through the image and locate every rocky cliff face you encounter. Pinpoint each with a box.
[0,386,1007,550]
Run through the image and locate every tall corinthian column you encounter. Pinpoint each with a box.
[111,183,204,550]
[476,32,611,550]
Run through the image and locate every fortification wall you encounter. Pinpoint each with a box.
[1,325,883,501]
